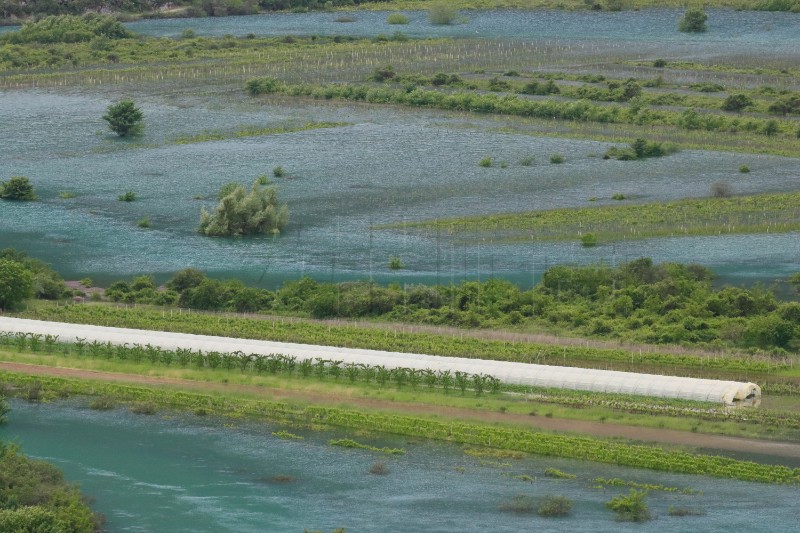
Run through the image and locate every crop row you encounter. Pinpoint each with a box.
[19,306,790,374]
[245,78,799,138]
[4,329,799,430]
[2,372,798,485]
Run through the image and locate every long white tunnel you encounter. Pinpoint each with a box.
[0,317,760,406]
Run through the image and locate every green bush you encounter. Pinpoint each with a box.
[581,233,598,247]
[0,258,34,309]
[199,179,288,237]
[537,495,573,517]
[428,2,458,25]
[550,154,565,164]
[103,100,144,137]
[0,176,36,200]
[117,191,137,202]
[478,156,493,167]
[606,489,651,521]
[678,8,708,33]
[386,13,409,25]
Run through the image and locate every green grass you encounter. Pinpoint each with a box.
[2,370,799,485]
[376,191,800,245]
[170,122,349,145]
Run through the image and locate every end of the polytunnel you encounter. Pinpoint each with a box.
[723,383,761,407]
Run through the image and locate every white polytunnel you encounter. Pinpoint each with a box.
[0,317,761,406]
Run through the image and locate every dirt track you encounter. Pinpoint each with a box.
[3,361,800,461]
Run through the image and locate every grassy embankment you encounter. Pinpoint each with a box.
[376,191,800,245]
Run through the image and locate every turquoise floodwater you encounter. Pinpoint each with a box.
[1,9,799,287]
[1,399,798,532]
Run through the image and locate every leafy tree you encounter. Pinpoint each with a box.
[103,100,144,137]
[0,176,36,200]
[168,268,207,293]
[678,8,708,33]
[722,93,753,112]
[0,258,34,309]
[199,179,288,237]
[606,489,651,521]
[0,249,66,299]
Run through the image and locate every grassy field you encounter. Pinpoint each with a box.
[376,191,800,245]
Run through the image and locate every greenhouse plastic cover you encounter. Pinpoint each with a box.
[0,317,760,406]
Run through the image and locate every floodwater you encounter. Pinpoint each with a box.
[1,399,797,532]
[1,9,799,287]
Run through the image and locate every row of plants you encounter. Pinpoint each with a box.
[393,67,800,118]
[19,301,794,372]
[379,191,800,245]
[6,329,800,430]
[0,330,504,395]
[245,77,799,138]
[3,372,799,485]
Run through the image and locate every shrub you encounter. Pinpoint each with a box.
[478,156,493,167]
[739,164,750,173]
[137,217,151,228]
[0,176,36,200]
[612,192,626,200]
[519,156,535,166]
[678,8,708,33]
[386,13,409,25]
[369,461,390,475]
[103,100,144,137]
[0,259,34,309]
[117,191,137,202]
[711,181,734,198]
[499,494,535,513]
[606,489,651,521]
[199,179,288,237]
[388,256,404,270]
[652,58,667,68]
[537,495,573,517]
[581,233,598,247]
[89,396,115,411]
[550,154,565,164]
[130,401,158,415]
[428,2,458,24]
[58,191,76,199]
[722,94,753,112]
[273,165,285,178]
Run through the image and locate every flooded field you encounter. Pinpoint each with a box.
[1,399,798,532]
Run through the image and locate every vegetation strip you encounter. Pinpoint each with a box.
[328,438,405,455]
[1,371,798,485]
[170,122,350,145]
[375,191,800,244]
[245,78,797,139]
[18,306,791,374]
[4,335,800,433]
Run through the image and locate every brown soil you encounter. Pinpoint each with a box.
[3,361,799,460]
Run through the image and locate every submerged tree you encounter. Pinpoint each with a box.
[103,100,144,137]
[678,8,707,33]
[199,179,288,237]
[0,176,36,200]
